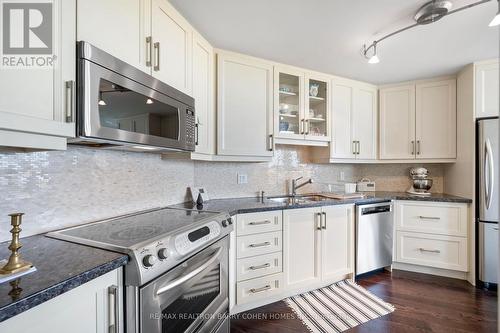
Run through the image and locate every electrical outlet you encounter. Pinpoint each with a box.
[339,171,345,181]
[237,174,248,184]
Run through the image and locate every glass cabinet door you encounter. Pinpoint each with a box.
[305,76,329,140]
[275,69,304,138]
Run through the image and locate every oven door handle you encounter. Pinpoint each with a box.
[155,247,222,296]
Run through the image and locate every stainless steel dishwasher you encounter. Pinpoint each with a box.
[356,201,394,276]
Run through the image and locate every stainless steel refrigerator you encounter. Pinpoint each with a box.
[478,118,499,286]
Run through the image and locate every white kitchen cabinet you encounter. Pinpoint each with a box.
[331,78,377,160]
[353,86,378,159]
[0,269,123,333]
[151,0,192,94]
[394,201,468,273]
[475,60,499,119]
[283,207,321,289]
[192,31,215,156]
[320,205,354,281]
[416,79,456,159]
[379,84,416,160]
[305,73,331,143]
[217,51,274,159]
[274,67,330,146]
[331,81,353,159]
[380,78,456,161]
[77,0,151,73]
[283,205,354,290]
[0,0,76,150]
[78,0,192,95]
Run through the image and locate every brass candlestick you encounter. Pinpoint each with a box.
[0,213,32,275]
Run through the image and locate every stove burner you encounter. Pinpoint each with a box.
[109,226,163,242]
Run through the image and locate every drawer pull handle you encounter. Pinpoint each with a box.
[248,241,271,248]
[249,263,271,270]
[418,216,440,220]
[418,248,441,253]
[249,220,271,226]
[250,285,271,293]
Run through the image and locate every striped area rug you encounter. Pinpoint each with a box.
[285,280,395,333]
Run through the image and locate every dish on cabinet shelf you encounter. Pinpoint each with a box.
[309,83,319,97]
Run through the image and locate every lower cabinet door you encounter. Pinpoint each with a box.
[321,205,354,281]
[396,231,468,271]
[0,269,122,333]
[283,208,321,289]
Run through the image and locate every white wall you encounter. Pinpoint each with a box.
[0,146,445,242]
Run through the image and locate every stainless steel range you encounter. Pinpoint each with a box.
[47,207,233,333]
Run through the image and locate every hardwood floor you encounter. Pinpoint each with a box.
[230,270,498,333]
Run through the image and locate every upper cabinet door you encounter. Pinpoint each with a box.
[475,61,499,119]
[331,80,354,159]
[0,0,76,150]
[217,52,273,157]
[151,0,192,94]
[416,79,456,159]
[379,85,416,160]
[77,0,151,73]
[305,74,330,142]
[274,67,305,140]
[353,85,378,160]
[192,32,215,155]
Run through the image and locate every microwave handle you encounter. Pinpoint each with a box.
[65,80,75,123]
[156,247,222,296]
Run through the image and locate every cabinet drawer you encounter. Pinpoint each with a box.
[237,211,282,236]
[396,231,467,271]
[236,252,282,282]
[396,201,467,237]
[236,232,282,259]
[236,273,283,305]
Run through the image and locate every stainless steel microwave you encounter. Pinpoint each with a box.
[71,42,195,152]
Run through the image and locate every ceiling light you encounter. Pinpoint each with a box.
[146,98,154,104]
[361,0,492,63]
[489,0,500,26]
[98,92,106,106]
[363,42,380,64]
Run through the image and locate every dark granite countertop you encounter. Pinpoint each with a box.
[171,191,472,215]
[0,191,470,323]
[0,235,127,323]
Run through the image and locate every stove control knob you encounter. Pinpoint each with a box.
[157,248,168,260]
[221,220,228,228]
[142,255,156,268]
[227,217,233,225]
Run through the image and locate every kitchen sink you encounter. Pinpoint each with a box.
[267,194,331,204]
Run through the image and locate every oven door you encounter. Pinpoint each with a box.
[140,237,229,333]
[78,58,195,151]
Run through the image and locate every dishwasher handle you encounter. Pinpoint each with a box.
[360,203,392,216]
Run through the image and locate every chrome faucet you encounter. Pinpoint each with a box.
[291,177,313,196]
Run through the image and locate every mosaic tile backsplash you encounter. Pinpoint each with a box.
[0,146,443,242]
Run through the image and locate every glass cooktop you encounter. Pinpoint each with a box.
[53,208,221,249]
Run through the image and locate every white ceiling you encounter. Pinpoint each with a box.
[170,0,499,84]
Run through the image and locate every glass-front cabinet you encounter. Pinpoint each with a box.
[305,74,330,141]
[275,67,304,140]
[274,66,330,145]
